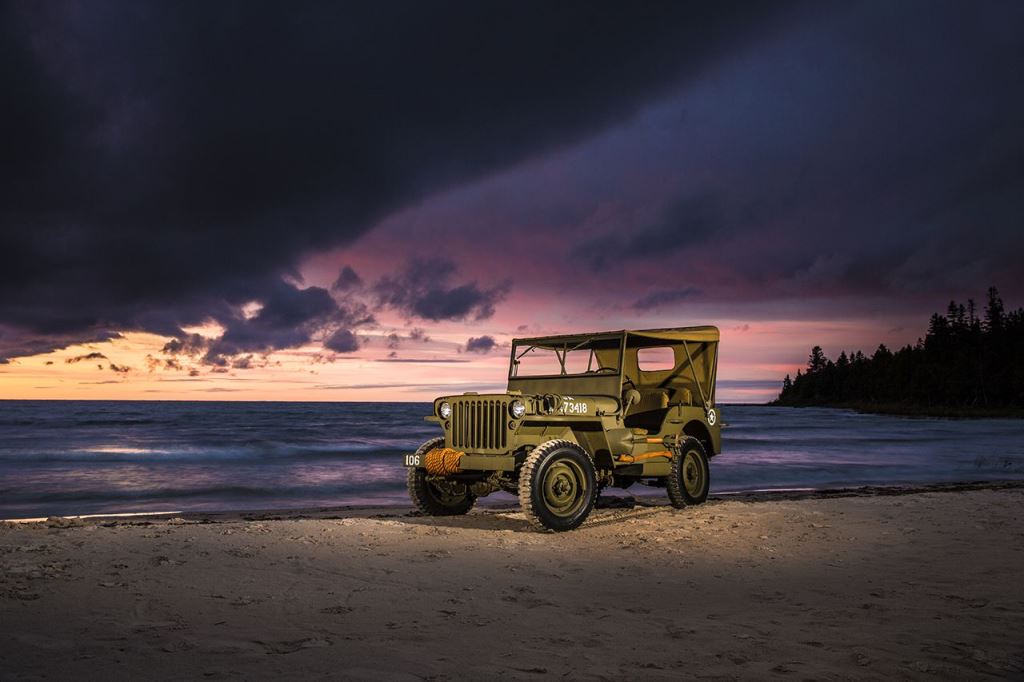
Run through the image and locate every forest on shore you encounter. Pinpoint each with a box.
[774,287,1023,417]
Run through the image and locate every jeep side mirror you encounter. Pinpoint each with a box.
[623,389,641,412]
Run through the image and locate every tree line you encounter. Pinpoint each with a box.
[774,287,1024,414]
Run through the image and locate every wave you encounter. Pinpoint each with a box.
[0,479,408,505]
[0,442,416,464]
[725,434,955,448]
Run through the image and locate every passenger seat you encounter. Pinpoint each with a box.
[624,389,669,432]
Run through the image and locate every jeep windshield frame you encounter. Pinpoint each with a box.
[507,332,625,396]
[510,337,623,379]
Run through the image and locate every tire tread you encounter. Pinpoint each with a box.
[518,439,595,532]
[667,437,709,509]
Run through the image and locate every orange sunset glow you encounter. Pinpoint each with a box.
[0,310,920,403]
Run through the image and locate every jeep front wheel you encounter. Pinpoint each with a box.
[667,438,710,508]
[518,440,596,532]
[407,437,476,516]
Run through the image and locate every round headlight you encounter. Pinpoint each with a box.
[439,401,452,419]
[510,400,526,419]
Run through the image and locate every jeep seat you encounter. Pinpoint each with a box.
[623,388,669,433]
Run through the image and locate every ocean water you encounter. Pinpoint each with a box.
[0,401,1022,519]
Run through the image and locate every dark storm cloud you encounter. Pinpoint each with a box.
[231,356,253,370]
[203,284,338,361]
[465,336,498,354]
[578,194,725,271]
[0,0,802,362]
[323,329,360,354]
[65,352,109,364]
[632,287,702,311]
[331,266,363,293]
[161,334,207,356]
[374,258,510,322]
[381,328,429,351]
[543,0,1024,310]
[0,329,122,364]
[160,282,374,364]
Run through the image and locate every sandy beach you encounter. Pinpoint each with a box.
[2,484,1023,680]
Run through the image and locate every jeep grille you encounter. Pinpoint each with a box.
[450,398,508,453]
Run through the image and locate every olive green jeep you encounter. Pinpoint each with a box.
[404,326,721,531]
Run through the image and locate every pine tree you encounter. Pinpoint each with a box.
[808,346,828,374]
[985,286,1005,332]
[928,313,948,340]
[947,300,960,326]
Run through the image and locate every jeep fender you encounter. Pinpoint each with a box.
[546,426,616,470]
[682,419,717,456]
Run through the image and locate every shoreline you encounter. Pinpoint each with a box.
[5,479,1023,525]
[768,401,1024,419]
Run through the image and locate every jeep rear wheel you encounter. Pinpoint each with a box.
[407,437,476,516]
[667,438,710,508]
[518,440,596,532]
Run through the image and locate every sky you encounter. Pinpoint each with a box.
[1,1,1022,403]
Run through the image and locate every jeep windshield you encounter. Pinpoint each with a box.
[510,337,622,378]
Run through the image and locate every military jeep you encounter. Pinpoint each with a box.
[404,326,721,531]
